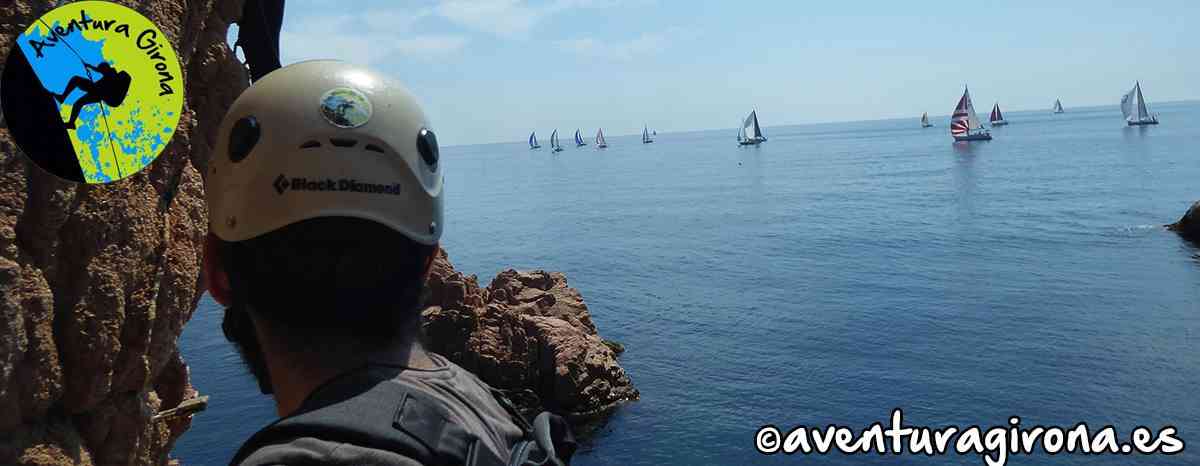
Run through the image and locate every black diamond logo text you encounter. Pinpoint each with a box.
[273,174,288,194]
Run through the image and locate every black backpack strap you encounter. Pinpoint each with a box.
[234,0,285,82]
[230,367,496,466]
[485,387,577,465]
[486,387,532,434]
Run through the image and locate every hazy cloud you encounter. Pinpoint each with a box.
[278,9,466,65]
[555,27,693,60]
[435,0,644,39]
[361,8,434,31]
[271,1,658,65]
[394,35,471,57]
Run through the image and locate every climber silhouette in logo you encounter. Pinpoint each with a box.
[52,61,132,129]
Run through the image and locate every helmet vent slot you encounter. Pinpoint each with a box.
[330,138,357,148]
[228,116,261,163]
[299,140,322,149]
[417,128,439,167]
[364,144,385,153]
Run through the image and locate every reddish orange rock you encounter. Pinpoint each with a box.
[0,1,248,464]
[422,250,638,419]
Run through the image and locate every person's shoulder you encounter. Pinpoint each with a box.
[408,353,492,388]
[235,361,527,466]
[236,435,426,466]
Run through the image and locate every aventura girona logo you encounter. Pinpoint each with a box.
[273,174,403,196]
[0,1,183,184]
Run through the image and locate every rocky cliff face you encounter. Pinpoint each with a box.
[0,1,247,464]
[422,250,639,419]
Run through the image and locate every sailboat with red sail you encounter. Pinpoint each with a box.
[950,86,992,142]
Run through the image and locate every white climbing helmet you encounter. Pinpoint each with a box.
[207,60,443,245]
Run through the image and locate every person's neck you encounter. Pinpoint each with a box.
[263,335,437,417]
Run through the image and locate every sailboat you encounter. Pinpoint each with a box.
[738,110,766,145]
[574,129,587,147]
[529,132,541,149]
[950,86,992,142]
[1121,81,1159,126]
[550,129,563,152]
[595,128,608,148]
[921,112,933,128]
[642,125,654,144]
[1052,99,1065,114]
[989,103,1008,126]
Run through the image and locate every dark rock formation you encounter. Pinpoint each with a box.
[0,1,248,464]
[422,250,639,419]
[1167,201,1200,242]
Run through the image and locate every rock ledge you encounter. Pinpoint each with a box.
[1167,201,1200,241]
[422,250,639,419]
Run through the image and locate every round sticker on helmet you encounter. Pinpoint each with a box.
[0,0,184,184]
[319,87,372,128]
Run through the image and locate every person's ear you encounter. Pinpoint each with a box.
[204,233,233,306]
[420,244,440,281]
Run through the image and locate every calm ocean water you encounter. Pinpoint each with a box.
[176,102,1200,465]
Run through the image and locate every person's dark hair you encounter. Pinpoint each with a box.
[219,217,436,360]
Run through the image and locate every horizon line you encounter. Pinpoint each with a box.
[443,98,1199,148]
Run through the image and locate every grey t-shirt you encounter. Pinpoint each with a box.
[237,353,525,465]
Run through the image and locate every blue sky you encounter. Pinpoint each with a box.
[263,0,1198,145]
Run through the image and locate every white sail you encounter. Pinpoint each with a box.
[921,112,929,125]
[1120,87,1136,121]
[595,128,606,146]
[1053,99,1064,113]
[1135,83,1149,121]
[965,91,981,129]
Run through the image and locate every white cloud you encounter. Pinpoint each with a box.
[269,0,648,65]
[435,0,644,39]
[436,0,539,39]
[278,9,466,65]
[395,35,471,57]
[555,27,692,60]
[361,8,434,31]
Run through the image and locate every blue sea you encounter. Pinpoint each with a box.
[175,102,1200,465]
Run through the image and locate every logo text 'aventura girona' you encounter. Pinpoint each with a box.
[1,1,184,184]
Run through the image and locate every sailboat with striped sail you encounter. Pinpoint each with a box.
[529,132,541,149]
[1121,81,1159,126]
[989,102,1008,126]
[550,129,563,152]
[921,112,933,128]
[642,125,654,144]
[574,129,587,147]
[1052,99,1064,114]
[595,128,608,148]
[950,86,992,142]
